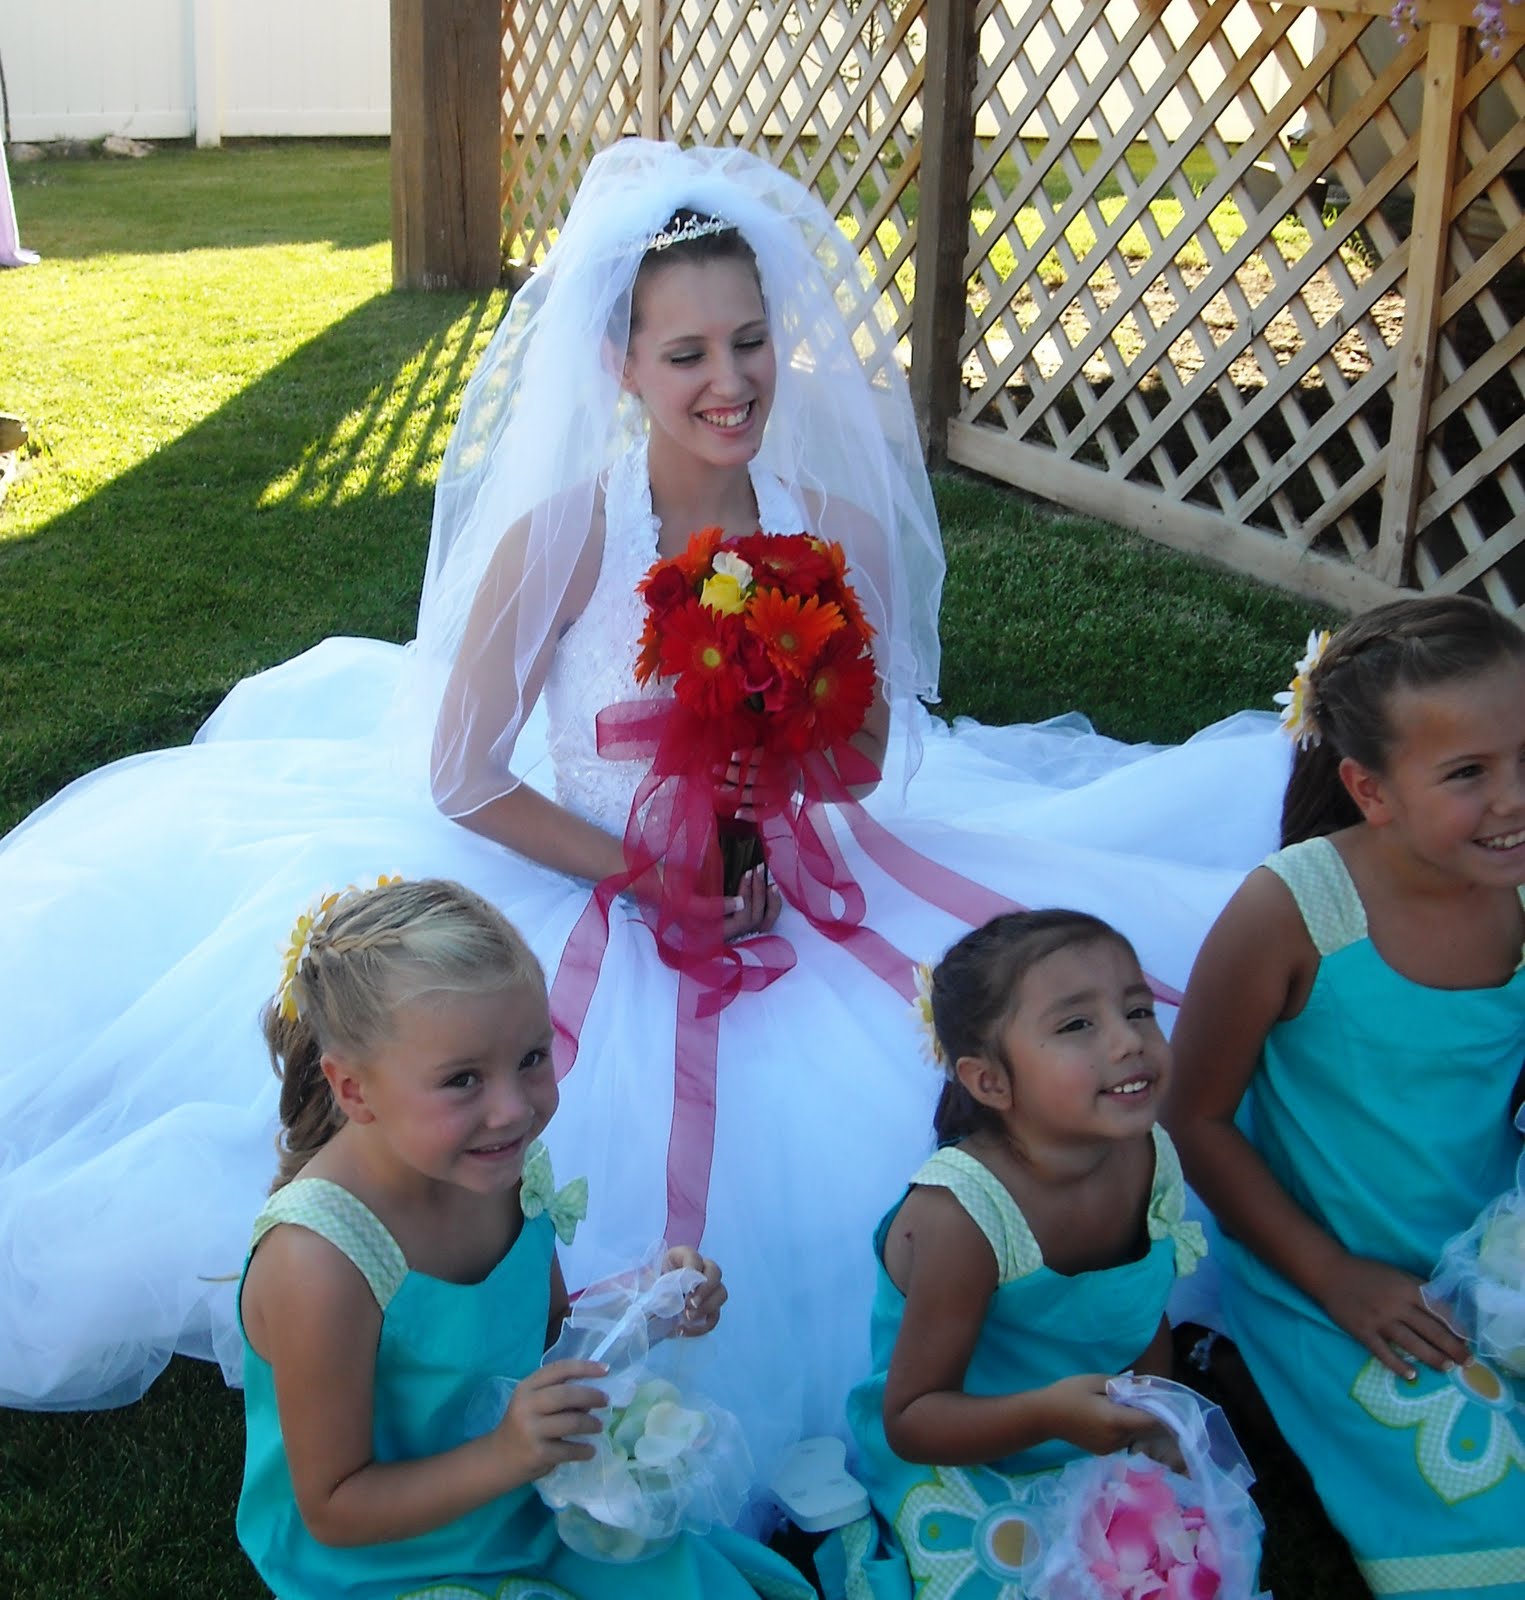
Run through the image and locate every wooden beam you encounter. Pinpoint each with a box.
[948,422,1404,615]
[391,0,502,292]
[640,0,665,141]
[908,0,977,466]
[1372,22,1467,585]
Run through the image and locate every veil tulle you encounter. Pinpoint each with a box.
[410,139,945,819]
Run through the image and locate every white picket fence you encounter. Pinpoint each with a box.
[0,0,389,144]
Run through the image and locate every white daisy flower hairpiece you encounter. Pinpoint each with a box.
[1273,628,1332,749]
[911,960,949,1072]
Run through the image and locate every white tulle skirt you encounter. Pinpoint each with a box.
[0,637,1284,1480]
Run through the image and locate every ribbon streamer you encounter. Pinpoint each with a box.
[548,697,1182,1247]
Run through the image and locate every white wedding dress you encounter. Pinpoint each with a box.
[0,443,1287,1481]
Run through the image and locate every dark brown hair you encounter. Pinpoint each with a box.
[1280,595,1525,847]
[929,909,1135,1143]
[628,208,762,334]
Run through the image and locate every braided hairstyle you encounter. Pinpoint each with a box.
[928,909,1135,1144]
[261,878,543,1191]
[1280,596,1525,848]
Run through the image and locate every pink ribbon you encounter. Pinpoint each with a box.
[548,700,1182,1247]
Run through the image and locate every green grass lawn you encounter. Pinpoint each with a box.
[0,140,1361,1598]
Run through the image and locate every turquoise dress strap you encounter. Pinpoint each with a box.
[912,1128,1204,1285]
[250,1178,407,1312]
[910,1147,1041,1283]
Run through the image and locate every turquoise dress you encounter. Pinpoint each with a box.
[1218,837,1525,1599]
[828,1126,1205,1599]
[235,1145,813,1600]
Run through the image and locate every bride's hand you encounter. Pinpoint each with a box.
[713,746,766,820]
[724,866,781,940]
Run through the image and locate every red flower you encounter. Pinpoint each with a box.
[746,587,844,679]
[732,532,835,596]
[775,631,876,753]
[657,599,749,717]
[640,560,694,617]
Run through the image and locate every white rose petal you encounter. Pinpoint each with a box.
[712,551,754,586]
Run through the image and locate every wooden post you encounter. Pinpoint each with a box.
[909,0,978,466]
[640,0,666,141]
[1371,22,1467,585]
[391,0,502,291]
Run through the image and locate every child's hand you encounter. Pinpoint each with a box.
[1046,1374,1174,1457]
[663,1245,727,1336]
[1316,1254,1470,1378]
[493,1359,607,1481]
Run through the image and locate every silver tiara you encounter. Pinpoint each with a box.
[647,212,736,252]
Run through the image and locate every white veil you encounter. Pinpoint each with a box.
[414,140,944,820]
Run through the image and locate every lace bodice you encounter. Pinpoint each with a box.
[541,442,807,833]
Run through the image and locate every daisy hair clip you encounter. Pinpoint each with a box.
[1273,628,1332,749]
[275,874,404,1022]
[911,960,949,1072]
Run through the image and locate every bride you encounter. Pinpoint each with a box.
[0,141,1286,1479]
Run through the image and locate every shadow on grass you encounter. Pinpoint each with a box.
[0,287,498,832]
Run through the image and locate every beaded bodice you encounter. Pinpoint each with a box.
[541,442,805,833]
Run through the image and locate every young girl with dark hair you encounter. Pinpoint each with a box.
[1167,595,1525,1595]
[842,910,1206,1595]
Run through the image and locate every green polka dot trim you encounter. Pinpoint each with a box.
[1146,1126,1206,1278]
[912,1148,1042,1283]
[915,1127,1203,1283]
[1359,1546,1525,1594]
[1267,836,1525,970]
[251,1179,407,1312]
[1264,836,1366,957]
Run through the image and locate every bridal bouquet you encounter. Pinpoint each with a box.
[632,528,877,893]
[1426,1115,1525,1376]
[533,1254,753,1563]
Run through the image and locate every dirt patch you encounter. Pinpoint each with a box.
[967,251,1406,393]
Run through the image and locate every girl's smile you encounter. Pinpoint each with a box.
[1352,659,1525,888]
[335,982,558,1196]
[992,938,1170,1147]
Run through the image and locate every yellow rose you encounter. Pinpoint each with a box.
[700,572,747,615]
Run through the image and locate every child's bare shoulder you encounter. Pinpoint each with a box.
[881,1160,1000,1294]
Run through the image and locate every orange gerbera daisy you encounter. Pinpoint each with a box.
[657,599,748,717]
[813,539,874,639]
[673,526,727,584]
[746,587,844,679]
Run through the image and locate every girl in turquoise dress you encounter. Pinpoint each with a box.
[235,876,812,1600]
[1167,595,1525,1598]
[832,910,1211,1598]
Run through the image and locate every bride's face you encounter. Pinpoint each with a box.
[622,259,775,472]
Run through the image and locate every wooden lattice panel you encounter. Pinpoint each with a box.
[952,0,1525,612]
[501,0,927,355]
[661,0,927,349]
[501,0,643,263]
